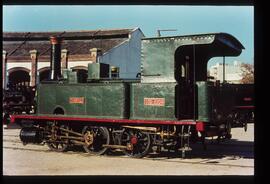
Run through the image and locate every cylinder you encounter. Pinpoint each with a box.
[50,36,62,80]
[20,127,43,144]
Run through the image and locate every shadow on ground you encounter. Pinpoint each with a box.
[68,139,254,160]
[55,138,254,160]
[146,139,254,160]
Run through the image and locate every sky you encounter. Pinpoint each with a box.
[3,5,254,67]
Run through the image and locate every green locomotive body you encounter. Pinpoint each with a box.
[11,32,246,158]
[36,81,213,122]
[37,82,130,119]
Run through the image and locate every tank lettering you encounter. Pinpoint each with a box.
[69,97,85,104]
[144,98,165,106]
[243,97,252,101]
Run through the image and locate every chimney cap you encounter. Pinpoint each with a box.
[50,36,62,44]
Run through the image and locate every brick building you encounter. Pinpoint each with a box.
[2,28,144,89]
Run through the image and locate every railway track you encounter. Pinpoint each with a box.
[3,131,254,145]
[3,137,254,169]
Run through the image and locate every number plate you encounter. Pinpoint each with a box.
[144,98,165,106]
[69,97,85,104]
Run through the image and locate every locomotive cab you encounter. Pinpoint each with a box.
[141,33,244,124]
[176,38,244,123]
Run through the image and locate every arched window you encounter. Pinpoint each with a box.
[7,67,30,88]
[38,67,51,82]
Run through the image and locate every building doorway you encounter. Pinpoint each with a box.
[8,68,30,88]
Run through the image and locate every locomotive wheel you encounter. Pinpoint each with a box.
[47,125,69,152]
[82,126,110,155]
[121,128,151,158]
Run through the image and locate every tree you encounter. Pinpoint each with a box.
[240,63,254,84]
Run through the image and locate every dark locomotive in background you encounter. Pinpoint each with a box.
[3,85,35,125]
[6,33,254,158]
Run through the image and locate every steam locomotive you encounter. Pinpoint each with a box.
[3,84,35,126]
[10,33,253,158]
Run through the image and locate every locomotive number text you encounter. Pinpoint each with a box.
[144,98,165,106]
[69,97,85,104]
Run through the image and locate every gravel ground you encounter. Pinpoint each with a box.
[3,124,254,175]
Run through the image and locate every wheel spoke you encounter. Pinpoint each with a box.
[121,129,151,158]
[47,124,69,152]
[82,126,110,155]
[141,137,148,142]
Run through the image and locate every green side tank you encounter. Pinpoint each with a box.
[36,82,129,119]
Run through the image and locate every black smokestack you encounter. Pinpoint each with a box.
[49,36,62,80]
